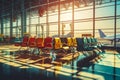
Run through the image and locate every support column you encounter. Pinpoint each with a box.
[10,0,14,37]
[114,0,117,49]
[93,0,95,37]
[113,2,117,80]
[0,16,3,34]
[1,0,4,34]
[72,0,75,37]
[58,0,60,37]
[46,0,49,37]
[21,0,26,37]
[24,11,27,33]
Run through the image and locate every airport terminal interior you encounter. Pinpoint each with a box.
[0,0,120,80]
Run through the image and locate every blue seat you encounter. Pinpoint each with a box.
[76,38,84,51]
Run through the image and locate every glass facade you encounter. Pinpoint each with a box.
[0,0,120,80]
[0,0,120,44]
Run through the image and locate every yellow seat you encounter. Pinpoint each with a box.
[72,37,77,47]
[67,37,73,47]
[54,37,62,49]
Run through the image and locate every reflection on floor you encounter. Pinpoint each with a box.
[0,45,120,80]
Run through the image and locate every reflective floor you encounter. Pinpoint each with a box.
[0,45,120,80]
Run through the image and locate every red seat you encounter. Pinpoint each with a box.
[17,37,29,54]
[20,37,29,47]
[36,38,44,48]
[28,37,36,48]
[44,37,53,49]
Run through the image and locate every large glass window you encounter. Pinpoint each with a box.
[3,20,10,36]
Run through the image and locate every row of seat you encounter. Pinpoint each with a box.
[76,37,103,51]
[15,36,103,53]
[76,37,104,74]
[13,36,105,67]
[0,36,19,44]
[14,37,77,55]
